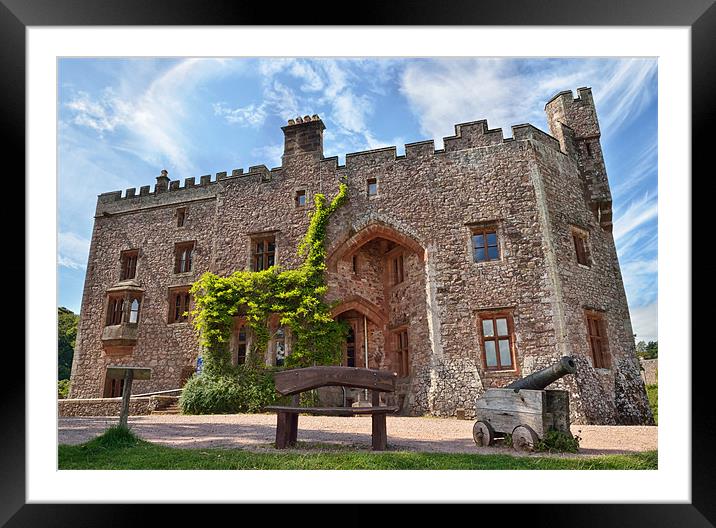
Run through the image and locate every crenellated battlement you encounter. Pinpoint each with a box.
[545,87,600,140]
[98,164,282,204]
[96,113,568,212]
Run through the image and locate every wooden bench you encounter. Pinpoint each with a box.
[265,366,398,451]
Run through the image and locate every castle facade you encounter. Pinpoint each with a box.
[69,87,654,424]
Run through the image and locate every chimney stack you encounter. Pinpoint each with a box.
[281,114,325,162]
[155,169,170,193]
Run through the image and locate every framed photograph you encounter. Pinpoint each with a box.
[10,0,708,524]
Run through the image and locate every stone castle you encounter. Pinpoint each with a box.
[69,87,654,425]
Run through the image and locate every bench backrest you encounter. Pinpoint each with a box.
[274,366,397,396]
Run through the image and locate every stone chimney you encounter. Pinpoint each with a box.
[155,169,170,193]
[281,114,325,161]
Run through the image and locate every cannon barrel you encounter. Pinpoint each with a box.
[506,356,576,391]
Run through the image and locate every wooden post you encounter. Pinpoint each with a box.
[276,411,298,449]
[118,370,134,428]
[288,395,299,447]
[372,414,387,451]
[371,390,387,450]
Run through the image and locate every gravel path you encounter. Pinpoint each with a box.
[58,414,657,457]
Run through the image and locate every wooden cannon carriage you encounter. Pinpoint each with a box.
[472,356,576,451]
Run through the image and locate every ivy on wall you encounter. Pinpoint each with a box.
[190,183,349,376]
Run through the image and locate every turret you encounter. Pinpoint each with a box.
[545,88,613,232]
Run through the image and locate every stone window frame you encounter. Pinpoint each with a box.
[265,314,290,367]
[105,292,142,327]
[174,241,195,274]
[343,320,358,367]
[466,220,504,265]
[105,295,125,326]
[176,207,187,228]
[476,309,518,373]
[168,286,192,324]
[584,308,611,369]
[295,189,307,208]
[386,246,405,287]
[366,177,378,198]
[103,371,125,398]
[119,249,139,281]
[231,317,251,366]
[392,325,410,378]
[249,231,278,272]
[571,225,592,267]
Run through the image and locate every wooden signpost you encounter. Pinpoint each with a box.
[105,366,152,428]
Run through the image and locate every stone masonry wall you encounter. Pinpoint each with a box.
[70,192,218,398]
[59,397,153,417]
[70,91,652,424]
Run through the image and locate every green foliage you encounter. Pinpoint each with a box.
[636,340,658,359]
[88,425,142,449]
[179,367,279,415]
[58,307,79,380]
[190,183,349,377]
[58,379,71,399]
[535,429,581,453]
[646,384,658,424]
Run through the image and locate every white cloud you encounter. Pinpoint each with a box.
[64,58,236,177]
[213,102,267,127]
[630,302,658,343]
[58,232,90,270]
[251,143,284,167]
[264,81,300,119]
[613,141,658,199]
[331,90,373,133]
[289,61,324,92]
[613,191,658,244]
[399,58,657,147]
[595,59,657,133]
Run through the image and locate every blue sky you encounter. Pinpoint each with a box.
[58,57,658,342]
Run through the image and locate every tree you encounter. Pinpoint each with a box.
[645,341,658,359]
[635,339,657,360]
[58,307,79,380]
[636,340,647,357]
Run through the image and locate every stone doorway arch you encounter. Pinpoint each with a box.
[325,221,429,415]
[326,220,425,273]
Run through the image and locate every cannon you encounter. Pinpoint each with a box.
[473,356,577,451]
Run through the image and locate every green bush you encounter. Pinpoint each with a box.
[179,367,279,415]
[58,379,71,399]
[535,429,580,453]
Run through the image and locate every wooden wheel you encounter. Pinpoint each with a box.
[512,425,538,452]
[472,420,496,447]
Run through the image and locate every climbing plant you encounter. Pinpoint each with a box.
[189,183,349,376]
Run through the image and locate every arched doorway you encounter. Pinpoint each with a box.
[326,222,429,414]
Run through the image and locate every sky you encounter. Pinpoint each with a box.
[57,57,658,342]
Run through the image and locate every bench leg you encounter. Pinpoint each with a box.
[371,413,387,451]
[288,413,299,447]
[276,412,290,449]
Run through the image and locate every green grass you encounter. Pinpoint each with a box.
[646,384,658,424]
[58,426,657,470]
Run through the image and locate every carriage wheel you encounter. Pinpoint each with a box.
[512,425,539,452]
[473,420,496,447]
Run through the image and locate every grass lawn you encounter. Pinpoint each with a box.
[58,426,658,470]
[646,384,658,424]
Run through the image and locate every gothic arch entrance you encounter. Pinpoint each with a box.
[326,222,429,414]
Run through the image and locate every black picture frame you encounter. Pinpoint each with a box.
[6,0,708,525]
